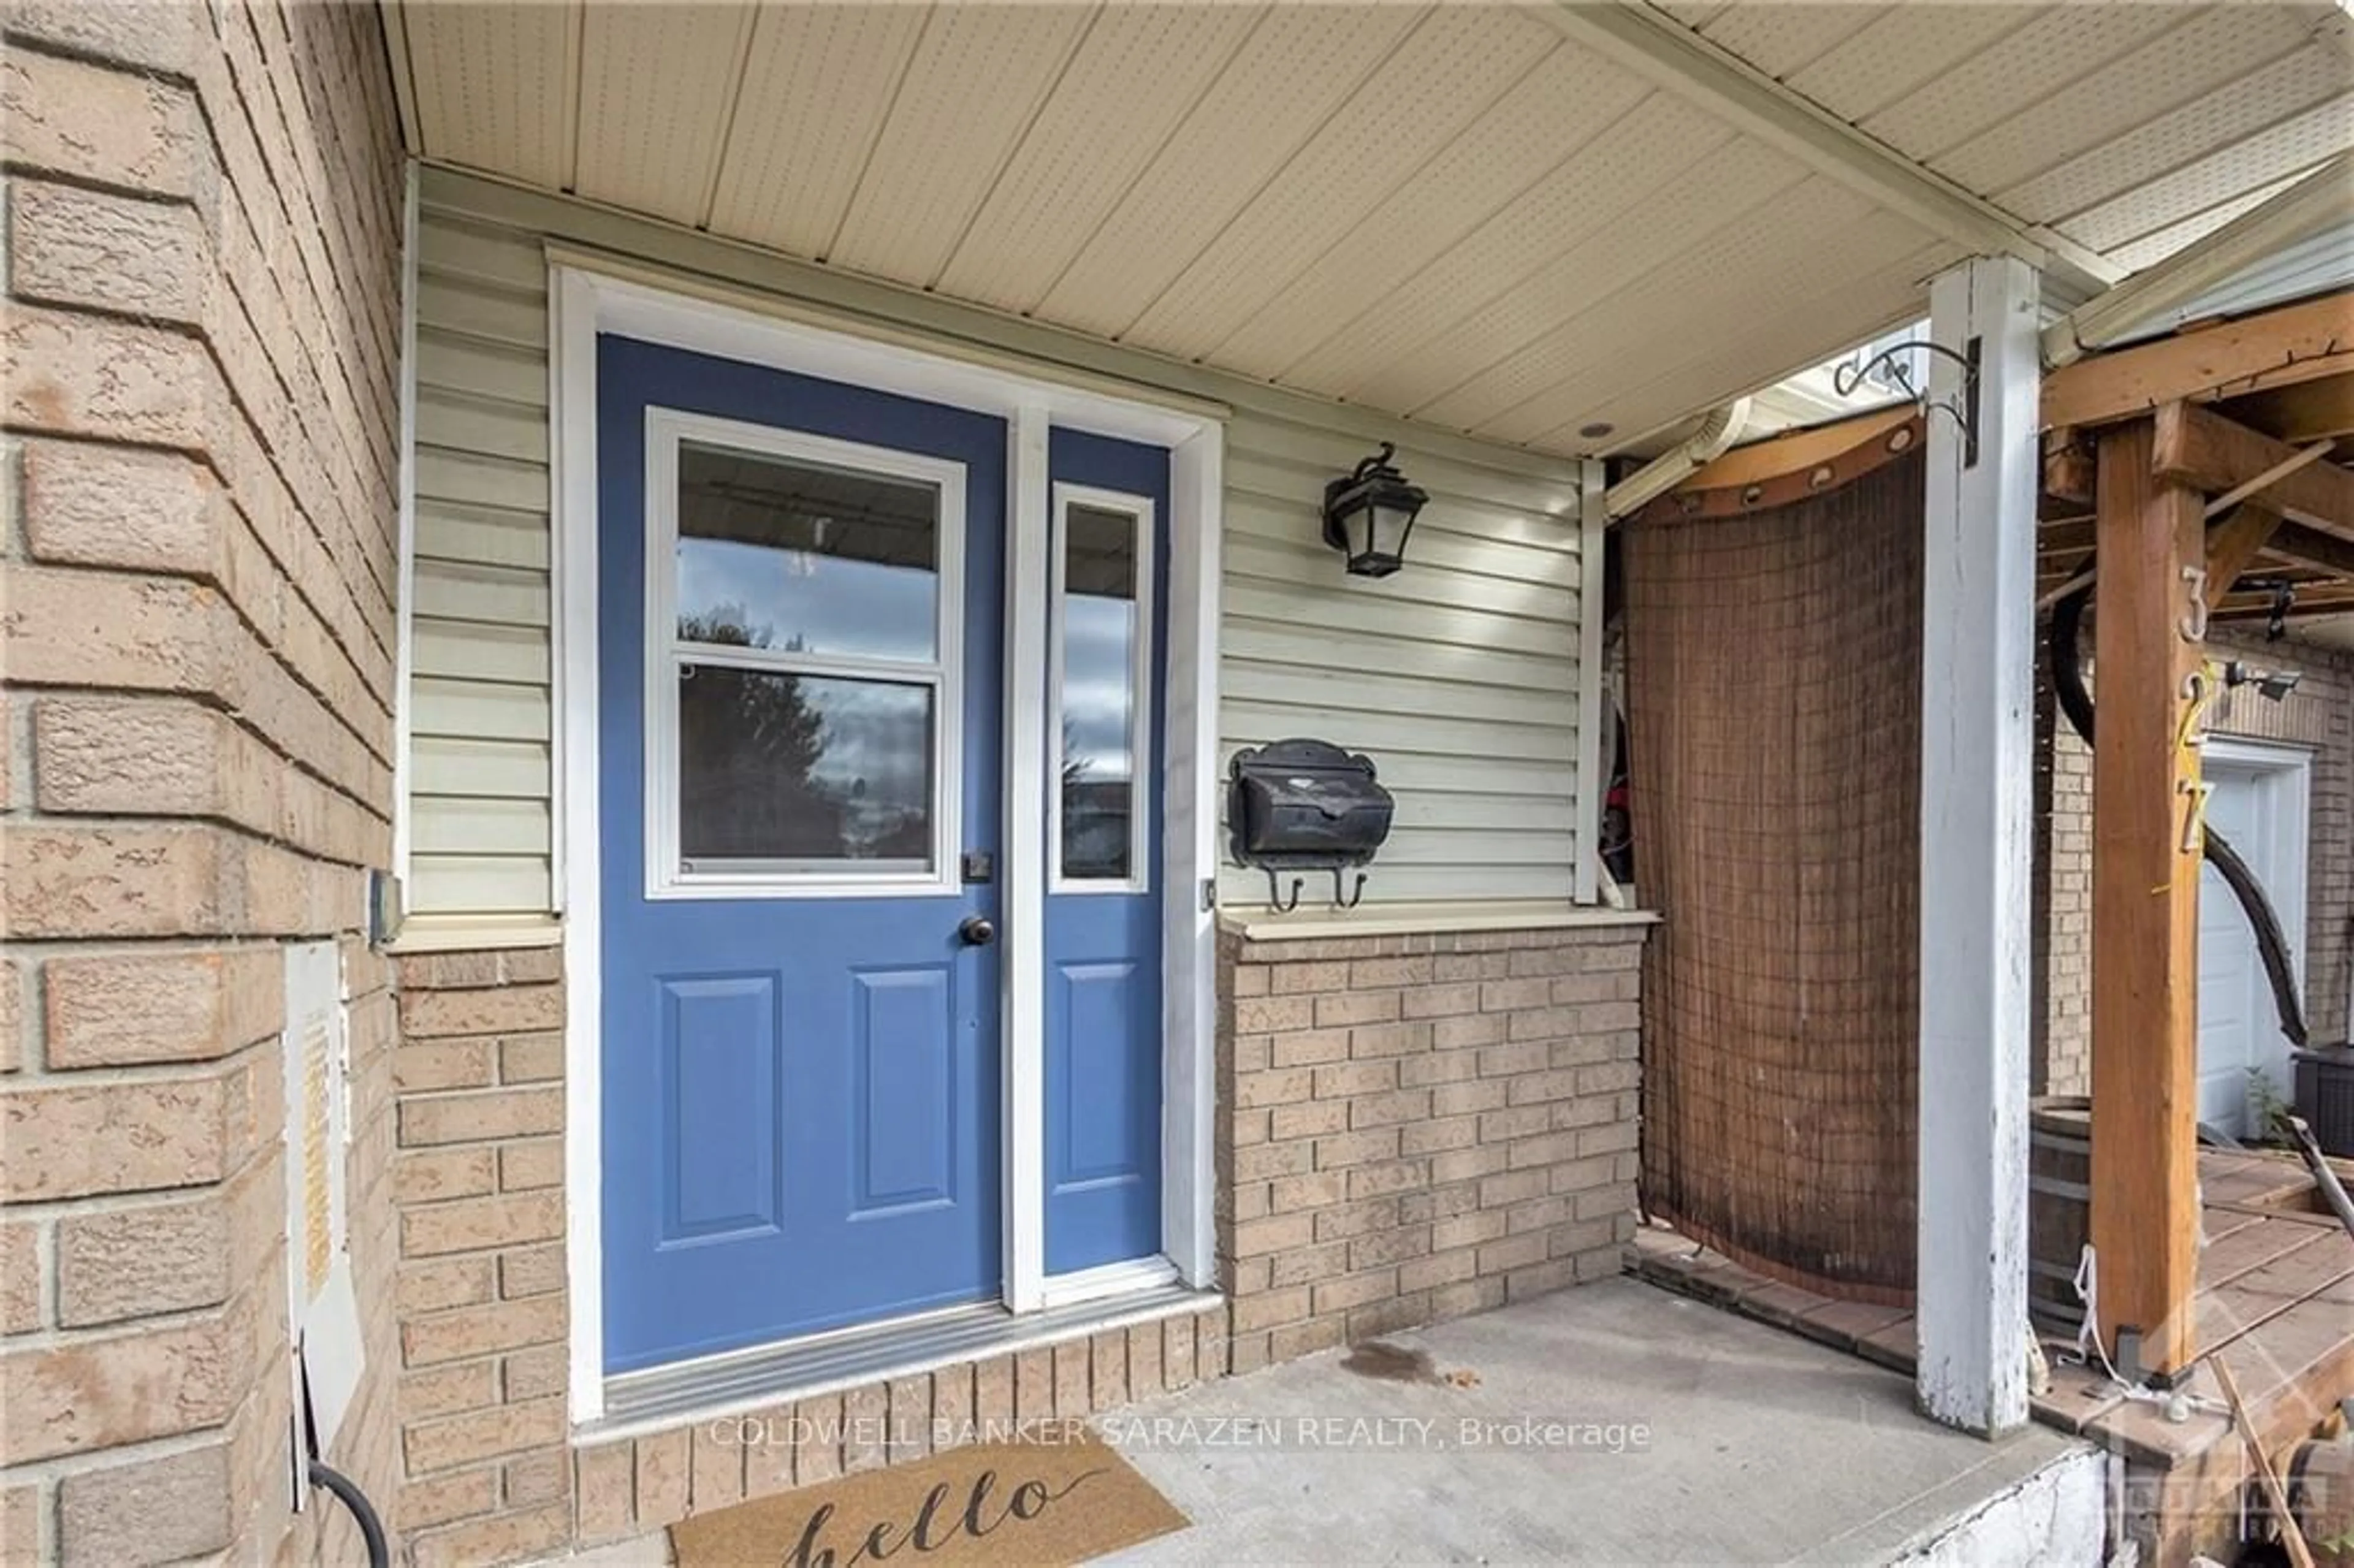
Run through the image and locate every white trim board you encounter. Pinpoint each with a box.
[391,161,421,890]
[1225,905,1658,943]
[550,262,1224,1423]
[553,263,605,1421]
[1003,403,1049,1316]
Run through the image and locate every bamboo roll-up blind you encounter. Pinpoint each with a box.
[1624,450,1925,1303]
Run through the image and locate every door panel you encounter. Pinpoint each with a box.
[1060,960,1149,1181]
[850,965,958,1214]
[599,335,1004,1374]
[658,974,782,1242]
[2195,758,2301,1139]
[1042,428,1169,1275]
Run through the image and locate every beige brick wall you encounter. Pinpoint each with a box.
[1,2,406,1562]
[390,950,573,1564]
[2034,624,2354,1097]
[2032,617,2095,1097]
[567,1307,1228,1550]
[389,946,1232,1559]
[1215,923,1647,1371]
[384,918,1647,1559]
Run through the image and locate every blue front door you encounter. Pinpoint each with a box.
[598,337,1004,1374]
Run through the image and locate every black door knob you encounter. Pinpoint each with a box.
[958,915,996,946]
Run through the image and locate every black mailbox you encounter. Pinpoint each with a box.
[1227,739,1394,911]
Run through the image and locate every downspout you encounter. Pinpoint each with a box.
[1604,397,1753,520]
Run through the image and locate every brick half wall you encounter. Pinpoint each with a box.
[389,949,572,1564]
[1216,922,1648,1371]
[388,945,1233,1560]
[385,921,1646,1560]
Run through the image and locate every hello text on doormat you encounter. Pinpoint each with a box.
[669,1429,1187,1568]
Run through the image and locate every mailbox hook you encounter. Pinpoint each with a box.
[1265,869,1304,913]
[1332,869,1368,910]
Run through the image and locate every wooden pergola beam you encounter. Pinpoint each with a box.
[2040,290,2354,432]
[2263,519,2354,580]
[2151,401,2352,539]
[2040,516,2097,554]
[2087,413,2204,1383]
[2212,584,2354,622]
[2202,503,2283,612]
[2043,433,2095,509]
[2223,370,2354,445]
[1636,406,1921,523]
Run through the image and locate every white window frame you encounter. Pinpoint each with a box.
[1046,482,1155,896]
[641,406,967,901]
[550,261,1225,1424]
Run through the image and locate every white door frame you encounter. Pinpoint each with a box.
[549,262,1223,1424]
[2200,734,2312,1105]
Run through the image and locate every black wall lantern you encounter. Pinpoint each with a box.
[1322,442,1428,578]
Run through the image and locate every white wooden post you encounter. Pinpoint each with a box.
[1916,254,2040,1436]
[1573,458,1608,905]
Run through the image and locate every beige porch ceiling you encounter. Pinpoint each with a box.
[381,2,2354,459]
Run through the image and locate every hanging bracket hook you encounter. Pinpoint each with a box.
[1832,335,1981,468]
[1264,869,1303,914]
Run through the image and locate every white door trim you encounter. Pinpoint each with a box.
[551,262,1223,1424]
[2204,734,2312,976]
[1002,404,1050,1315]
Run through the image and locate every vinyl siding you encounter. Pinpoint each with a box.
[1216,413,1582,907]
[403,167,1589,926]
[408,203,554,916]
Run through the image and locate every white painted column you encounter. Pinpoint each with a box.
[1572,458,1608,906]
[1916,254,2040,1436]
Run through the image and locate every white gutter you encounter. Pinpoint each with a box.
[2042,151,2353,369]
[1605,397,1752,520]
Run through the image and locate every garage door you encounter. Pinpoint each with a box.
[2195,745,2310,1140]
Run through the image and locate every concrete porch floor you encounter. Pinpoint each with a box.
[563,1276,2101,1567]
[1102,1277,2099,1566]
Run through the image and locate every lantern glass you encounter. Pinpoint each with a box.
[1322,446,1428,578]
[1360,497,1415,576]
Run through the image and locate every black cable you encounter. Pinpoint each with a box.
[2049,584,2309,1048]
[307,1461,389,1568]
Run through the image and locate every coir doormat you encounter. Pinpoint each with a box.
[671,1430,1187,1568]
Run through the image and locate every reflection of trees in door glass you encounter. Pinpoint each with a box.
[678,606,935,865]
[1059,503,1139,881]
[679,609,840,859]
[1060,713,1132,881]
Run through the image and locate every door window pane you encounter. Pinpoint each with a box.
[1059,503,1140,881]
[676,440,940,663]
[679,664,937,867]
